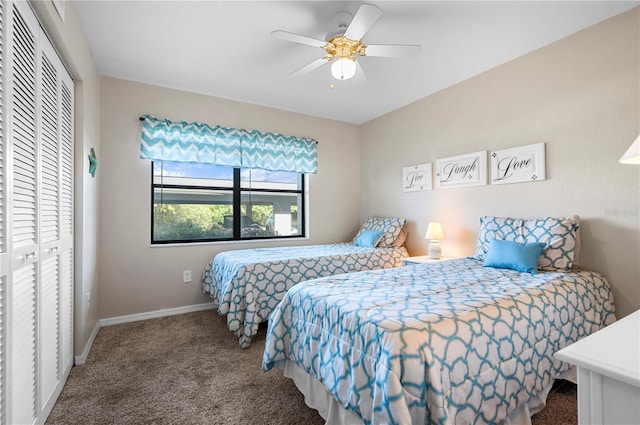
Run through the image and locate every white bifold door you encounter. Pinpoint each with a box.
[2,1,75,424]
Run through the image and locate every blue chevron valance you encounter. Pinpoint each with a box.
[140,115,317,173]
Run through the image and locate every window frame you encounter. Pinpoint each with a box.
[151,163,306,244]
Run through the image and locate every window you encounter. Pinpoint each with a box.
[151,161,305,243]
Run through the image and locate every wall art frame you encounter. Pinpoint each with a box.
[490,142,546,185]
[403,163,432,192]
[435,150,487,189]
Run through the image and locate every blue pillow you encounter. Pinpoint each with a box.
[354,230,385,247]
[483,239,545,274]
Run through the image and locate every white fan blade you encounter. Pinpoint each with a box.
[287,57,330,78]
[271,30,326,48]
[363,44,422,58]
[351,61,368,85]
[344,4,383,41]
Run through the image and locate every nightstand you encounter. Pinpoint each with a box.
[555,310,640,425]
[402,255,453,266]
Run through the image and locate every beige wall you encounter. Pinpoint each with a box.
[361,8,640,318]
[98,78,361,318]
[30,0,102,356]
[98,8,638,320]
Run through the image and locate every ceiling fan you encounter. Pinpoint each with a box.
[272,3,421,82]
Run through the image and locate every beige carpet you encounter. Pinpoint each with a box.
[46,310,577,425]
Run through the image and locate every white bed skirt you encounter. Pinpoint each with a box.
[279,360,576,425]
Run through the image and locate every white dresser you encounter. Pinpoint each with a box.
[555,310,640,425]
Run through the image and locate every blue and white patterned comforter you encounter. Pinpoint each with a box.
[202,243,407,348]
[262,257,615,425]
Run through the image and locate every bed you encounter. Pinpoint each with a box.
[202,217,408,348]
[262,215,616,425]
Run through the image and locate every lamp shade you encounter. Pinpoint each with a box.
[425,222,445,240]
[331,57,356,80]
[619,135,640,164]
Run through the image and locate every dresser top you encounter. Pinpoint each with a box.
[555,310,640,388]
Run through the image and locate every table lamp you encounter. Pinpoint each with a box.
[425,222,445,260]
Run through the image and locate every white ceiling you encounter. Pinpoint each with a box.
[75,1,638,125]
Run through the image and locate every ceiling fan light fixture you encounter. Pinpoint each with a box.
[331,57,356,80]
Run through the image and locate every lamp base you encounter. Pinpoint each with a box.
[428,241,441,260]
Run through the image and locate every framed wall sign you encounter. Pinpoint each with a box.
[403,163,432,192]
[490,142,546,185]
[435,150,487,189]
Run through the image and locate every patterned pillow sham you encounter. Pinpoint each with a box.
[564,215,581,266]
[392,227,408,247]
[474,215,580,271]
[352,217,406,248]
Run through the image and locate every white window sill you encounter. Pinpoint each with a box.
[149,236,310,248]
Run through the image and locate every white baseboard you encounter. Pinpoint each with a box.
[99,302,217,327]
[75,320,100,365]
[73,303,216,365]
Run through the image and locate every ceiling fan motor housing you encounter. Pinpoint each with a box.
[325,36,365,62]
[325,10,368,61]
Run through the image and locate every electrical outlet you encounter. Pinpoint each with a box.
[183,270,192,283]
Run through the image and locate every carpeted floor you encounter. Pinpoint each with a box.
[46,310,577,425]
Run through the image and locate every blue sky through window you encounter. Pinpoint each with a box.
[154,161,297,184]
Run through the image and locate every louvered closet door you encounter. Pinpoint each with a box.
[38,34,63,415]
[8,1,40,424]
[38,28,74,417]
[0,1,7,423]
[5,0,75,423]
